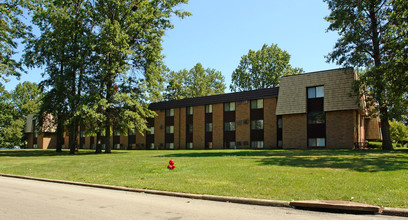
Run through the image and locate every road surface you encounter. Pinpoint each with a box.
[0,176,400,220]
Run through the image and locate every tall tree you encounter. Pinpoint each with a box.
[0,0,32,85]
[164,63,226,100]
[86,0,190,153]
[230,44,303,92]
[324,0,408,150]
[25,0,96,154]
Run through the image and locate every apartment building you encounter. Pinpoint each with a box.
[25,68,382,150]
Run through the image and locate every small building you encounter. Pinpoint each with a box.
[25,68,382,150]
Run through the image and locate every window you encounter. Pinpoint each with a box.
[114,144,121,149]
[147,126,154,135]
[224,122,236,131]
[308,112,325,124]
[205,123,213,132]
[308,138,325,147]
[186,142,193,149]
[224,102,235,111]
[307,86,324,98]
[251,120,264,130]
[165,108,174,117]
[81,131,86,137]
[129,129,136,135]
[205,104,213,113]
[165,125,174,134]
[186,106,193,115]
[251,141,264,149]
[228,141,236,149]
[277,117,282,129]
[148,143,155,150]
[113,131,120,136]
[166,143,174,149]
[251,99,264,109]
[187,124,193,133]
[33,132,38,138]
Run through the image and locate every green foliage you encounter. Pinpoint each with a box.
[230,44,303,92]
[0,85,15,147]
[0,0,32,85]
[164,63,226,100]
[11,81,42,118]
[25,0,191,153]
[0,82,42,147]
[389,121,408,146]
[324,0,408,150]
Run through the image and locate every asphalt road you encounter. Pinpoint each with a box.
[0,176,400,220]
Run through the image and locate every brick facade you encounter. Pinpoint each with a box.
[25,69,381,150]
[282,114,308,149]
[264,97,277,148]
[326,110,356,148]
[236,101,250,149]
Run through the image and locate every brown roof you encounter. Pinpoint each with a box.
[149,87,279,110]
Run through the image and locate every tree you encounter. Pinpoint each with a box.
[0,85,15,147]
[11,81,42,119]
[0,82,42,147]
[324,0,408,150]
[0,0,32,85]
[389,120,408,147]
[25,0,96,154]
[25,0,191,154]
[230,44,303,92]
[164,63,226,100]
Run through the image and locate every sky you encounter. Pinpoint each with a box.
[4,0,341,92]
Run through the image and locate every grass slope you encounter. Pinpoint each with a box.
[0,149,407,208]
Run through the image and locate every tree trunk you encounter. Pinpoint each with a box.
[69,126,76,154]
[95,132,102,154]
[104,124,111,153]
[380,107,394,150]
[56,116,63,152]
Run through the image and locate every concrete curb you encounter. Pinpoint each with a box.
[381,207,408,217]
[1,173,407,217]
[0,173,289,207]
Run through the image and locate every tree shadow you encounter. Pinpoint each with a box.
[160,149,408,173]
[0,149,126,157]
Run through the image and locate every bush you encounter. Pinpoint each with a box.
[389,121,408,147]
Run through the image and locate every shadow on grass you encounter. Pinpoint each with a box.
[0,149,126,157]
[161,149,408,173]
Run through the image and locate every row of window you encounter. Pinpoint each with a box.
[164,99,265,116]
[162,120,265,134]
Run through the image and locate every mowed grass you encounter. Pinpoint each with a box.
[0,149,407,208]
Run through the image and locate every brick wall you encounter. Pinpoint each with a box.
[135,131,146,150]
[193,105,205,149]
[213,103,224,149]
[27,133,33,148]
[264,97,277,148]
[85,136,90,149]
[179,107,186,149]
[120,134,128,149]
[326,110,355,149]
[174,108,180,149]
[282,114,307,149]
[154,110,165,150]
[236,101,250,148]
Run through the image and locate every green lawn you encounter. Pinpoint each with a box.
[0,149,407,208]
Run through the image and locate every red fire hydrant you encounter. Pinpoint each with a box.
[167,159,175,170]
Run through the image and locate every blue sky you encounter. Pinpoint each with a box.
[5,0,341,92]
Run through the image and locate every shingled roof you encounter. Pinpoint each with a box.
[149,87,279,110]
